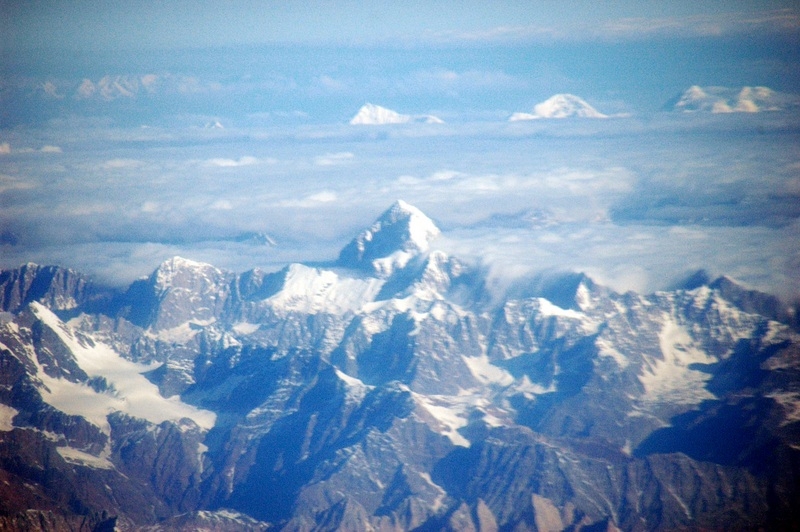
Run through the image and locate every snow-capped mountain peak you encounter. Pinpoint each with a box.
[124,256,233,331]
[349,103,443,125]
[510,93,607,121]
[338,200,441,276]
[350,103,410,125]
[669,85,795,113]
[152,256,221,290]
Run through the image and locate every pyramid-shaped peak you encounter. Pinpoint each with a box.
[376,200,440,246]
[384,199,432,222]
[337,201,440,275]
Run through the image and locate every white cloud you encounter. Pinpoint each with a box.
[140,73,159,89]
[430,170,462,181]
[305,191,338,203]
[140,201,160,213]
[0,174,36,194]
[314,152,355,166]
[316,75,348,92]
[0,143,62,155]
[592,10,800,40]
[210,199,233,210]
[403,69,524,95]
[102,158,143,169]
[383,166,633,225]
[2,113,798,303]
[205,156,260,167]
[425,9,800,44]
[76,79,96,99]
[41,81,64,99]
[278,191,338,208]
[439,221,800,299]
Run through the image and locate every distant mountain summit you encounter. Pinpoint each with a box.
[349,103,444,125]
[510,93,608,120]
[338,200,440,276]
[668,85,797,113]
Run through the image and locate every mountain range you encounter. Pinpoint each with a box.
[0,201,798,530]
[666,85,800,113]
[11,75,800,123]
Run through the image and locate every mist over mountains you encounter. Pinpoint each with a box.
[667,85,800,114]
[2,102,798,303]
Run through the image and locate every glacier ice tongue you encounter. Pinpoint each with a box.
[27,302,217,432]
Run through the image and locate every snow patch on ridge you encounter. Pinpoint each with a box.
[413,393,471,447]
[0,404,18,431]
[150,319,214,344]
[595,336,629,368]
[514,375,555,398]
[57,446,115,469]
[463,354,515,387]
[29,302,216,432]
[335,368,373,403]
[266,264,384,314]
[768,392,800,426]
[232,322,260,335]
[638,317,716,405]
[535,297,584,319]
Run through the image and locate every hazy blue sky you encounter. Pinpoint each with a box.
[4,1,799,50]
[1,1,799,302]
[3,1,799,124]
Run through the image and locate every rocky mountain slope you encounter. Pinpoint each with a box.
[0,201,798,531]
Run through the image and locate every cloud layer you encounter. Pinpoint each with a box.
[5,3,799,50]
[1,113,798,304]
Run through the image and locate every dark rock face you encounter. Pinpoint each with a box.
[0,263,93,313]
[0,204,798,530]
[0,427,166,528]
[0,510,117,532]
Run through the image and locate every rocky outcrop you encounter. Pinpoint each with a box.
[0,263,93,313]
